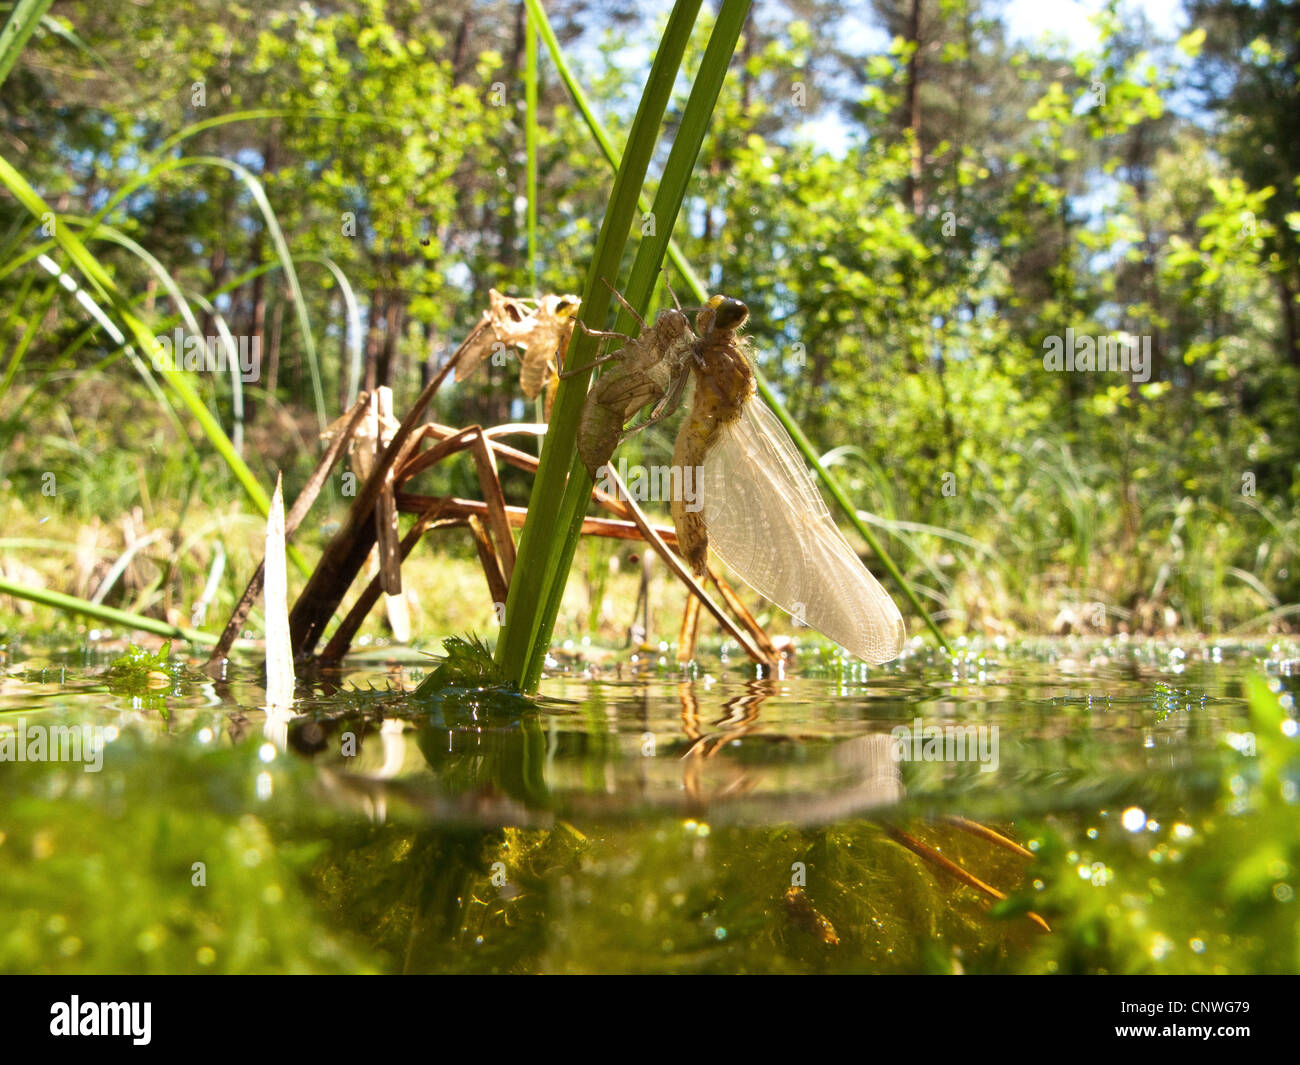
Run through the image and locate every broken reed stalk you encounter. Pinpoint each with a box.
[319,499,449,662]
[370,387,403,597]
[286,354,458,658]
[208,392,370,665]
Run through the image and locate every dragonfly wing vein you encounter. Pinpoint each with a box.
[699,399,905,664]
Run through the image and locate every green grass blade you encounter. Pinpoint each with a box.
[0,574,218,646]
[517,2,753,690]
[0,0,53,88]
[186,293,246,456]
[0,270,40,396]
[298,255,364,410]
[525,6,539,294]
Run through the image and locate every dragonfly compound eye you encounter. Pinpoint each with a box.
[712,298,749,331]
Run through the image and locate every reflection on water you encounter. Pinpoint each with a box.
[0,638,1296,973]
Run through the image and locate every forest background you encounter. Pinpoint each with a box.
[1,0,1296,651]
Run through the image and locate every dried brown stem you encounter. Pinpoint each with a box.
[678,593,701,664]
[289,356,456,658]
[708,565,779,660]
[208,392,370,666]
[319,499,447,663]
[595,463,774,667]
[942,815,1035,859]
[885,825,1051,933]
[466,514,510,610]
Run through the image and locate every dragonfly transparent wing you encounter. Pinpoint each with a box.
[698,397,905,664]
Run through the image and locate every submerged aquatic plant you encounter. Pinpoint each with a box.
[1005,675,1300,973]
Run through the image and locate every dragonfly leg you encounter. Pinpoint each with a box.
[620,371,690,440]
[556,336,627,379]
[662,268,684,311]
[578,321,633,343]
[599,276,649,330]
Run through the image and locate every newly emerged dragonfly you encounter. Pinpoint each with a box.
[577,289,905,665]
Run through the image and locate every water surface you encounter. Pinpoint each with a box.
[1,636,1296,973]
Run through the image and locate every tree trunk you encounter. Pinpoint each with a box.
[363,289,384,396]
[904,0,925,216]
[1280,276,1300,371]
[266,291,284,399]
[377,296,404,389]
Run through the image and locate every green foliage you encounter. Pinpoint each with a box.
[104,641,174,685]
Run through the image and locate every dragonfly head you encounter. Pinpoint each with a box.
[705,295,749,333]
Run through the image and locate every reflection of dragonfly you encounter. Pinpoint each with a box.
[677,678,905,815]
[679,678,771,805]
[576,288,905,664]
[672,680,1050,933]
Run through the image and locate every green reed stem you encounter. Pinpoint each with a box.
[495,0,706,689]
[516,3,754,691]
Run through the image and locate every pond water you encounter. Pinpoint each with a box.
[1,635,1297,974]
